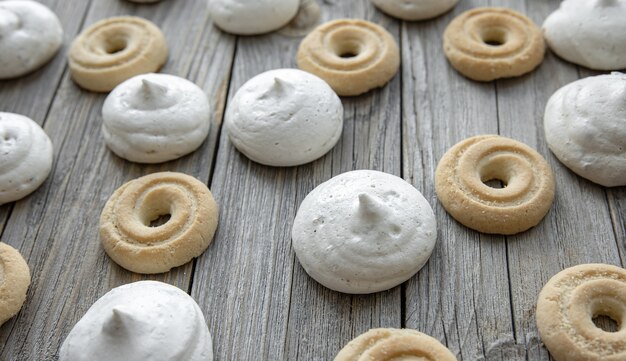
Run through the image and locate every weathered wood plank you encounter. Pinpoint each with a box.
[191,1,402,360]
[0,0,235,359]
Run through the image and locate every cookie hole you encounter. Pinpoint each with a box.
[149,214,171,228]
[104,37,128,54]
[334,40,361,59]
[483,179,506,189]
[481,28,507,46]
[593,315,620,333]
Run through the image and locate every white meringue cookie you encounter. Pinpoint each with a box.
[292,170,437,294]
[544,72,626,187]
[542,0,626,70]
[372,0,459,21]
[0,0,63,79]
[208,0,299,35]
[102,73,211,164]
[0,112,53,205]
[59,281,213,361]
[225,68,343,167]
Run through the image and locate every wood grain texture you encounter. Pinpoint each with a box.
[0,0,235,359]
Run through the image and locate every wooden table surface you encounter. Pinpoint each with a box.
[1,0,624,360]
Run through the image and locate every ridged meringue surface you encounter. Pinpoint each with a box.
[542,0,626,70]
[292,170,437,294]
[0,112,53,205]
[225,68,343,167]
[59,281,213,361]
[208,0,299,35]
[544,72,626,187]
[102,73,210,163]
[0,0,63,79]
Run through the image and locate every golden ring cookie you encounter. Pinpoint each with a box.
[435,135,555,235]
[99,172,218,274]
[69,16,168,92]
[297,19,400,96]
[0,242,31,326]
[334,328,457,361]
[536,264,626,361]
[443,7,545,81]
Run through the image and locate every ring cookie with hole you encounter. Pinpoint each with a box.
[297,19,400,96]
[225,69,343,167]
[292,170,437,294]
[103,73,211,164]
[335,328,457,361]
[0,243,31,326]
[544,72,626,187]
[371,0,459,21]
[100,172,218,274]
[0,0,63,79]
[435,135,555,235]
[69,16,168,92]
[0,112,53,205]
[443,7,545,81]
[59,281,213,361]
[536,264,626,361]
[208,0,299,35]
[543,0,626,70]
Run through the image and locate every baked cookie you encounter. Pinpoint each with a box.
[102,73,211,163]
[544,72,626,187]
[292,170,437,294]
[435,135,555,234]
[297,19,400,96]
[100,172,218,274]
[372,0,459,21]
[225,69,343,167]
[335,328,456,361]
[208,0,299,35]
[0,112,53,205]
[60,281,213,361]
[543,0,626,70]
[443,7,545,81]
[0,242,31,326]
[536,264,626,361]
[69,16,168,92]
[0,0,63,79]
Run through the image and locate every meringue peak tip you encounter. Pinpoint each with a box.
[357,193,386,216]
[102,307,135,332]
[141,79,168,96]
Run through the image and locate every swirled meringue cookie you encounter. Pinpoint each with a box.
[544,73,626,187]
[208,0,299,35]
[102,73,211,163]
[372,0,459,21]
[0,113,53,205]
[292,170,437,294]
[0,1,63,79]
[59,281,213,361]
[542,0,626,70]
[225,69,343,167]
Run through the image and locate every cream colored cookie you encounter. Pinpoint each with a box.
[297,19,400,96]
[443,7,545,81]
[335,328,457,361]
[435,135,555,235]
[99,172,218,274]
[536,264,626,361]
[372,0,459,21]
[69,16,168,92]
[0,242,31,326]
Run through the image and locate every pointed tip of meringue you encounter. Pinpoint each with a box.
[358,193,386,217]
[102,307,135,333]
[141,78,168,96]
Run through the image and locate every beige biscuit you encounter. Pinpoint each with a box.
[435,135,555,235]
[297,19,400,96]
[443,7,545,81]
[0,242,31,326]
[69,16,168,92]
[536,264,626,361]
[334,328,457,361]
[99,172,218,274]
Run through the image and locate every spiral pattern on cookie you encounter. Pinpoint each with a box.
[536,264,626,361]
[297,19,399,96]
[443,7,545,81]
[334,328,457,361]
[99,172,218,274]
[435,135,555,234]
